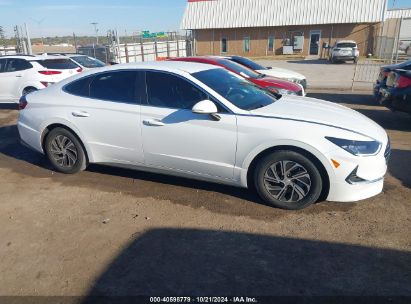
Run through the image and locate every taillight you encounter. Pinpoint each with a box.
[395,75,411,89]
[76,68,83,73]
[38,70,62,75]
[19,95,28,110]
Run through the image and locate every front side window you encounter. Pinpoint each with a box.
[36,59,79,70]
[5,59,32,72]
[221,38,228,53]
[230,56,265,71]
[145,71,208,109]
[89,71,138,104]
[243,37,250,53]
[193,68,277,111]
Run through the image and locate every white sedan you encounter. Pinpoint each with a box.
[17,61,390,210]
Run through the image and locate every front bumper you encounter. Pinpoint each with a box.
[325,140,390,202]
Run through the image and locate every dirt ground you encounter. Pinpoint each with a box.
[0,91,410,300]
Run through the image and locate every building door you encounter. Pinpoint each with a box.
[309,31,321,55]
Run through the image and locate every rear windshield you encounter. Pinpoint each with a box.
[336,43,357,48]
[35,59,79,70]
[71,56,105,68]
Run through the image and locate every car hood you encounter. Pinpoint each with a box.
[249,95,387,141]
[258,67,305,80]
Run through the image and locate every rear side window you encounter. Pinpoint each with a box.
[0,59,6,73]
[36,59,78,70]
[89,71,138,104]
[145,71,208,109]
[64,76,93,97]
[5,59,32,72]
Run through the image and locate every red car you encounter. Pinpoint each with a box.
[169,56,303,96]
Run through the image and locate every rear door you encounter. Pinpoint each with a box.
[0,58,33,101]
[64,70,145,164]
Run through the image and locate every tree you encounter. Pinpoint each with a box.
[0,26,6,54]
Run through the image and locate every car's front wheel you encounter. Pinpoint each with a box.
[45,127,87,174]
[254,151,323,210]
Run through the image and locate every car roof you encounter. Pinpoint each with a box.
[0,54,72,60]
[84,60,222,74]
[336,40,357,44]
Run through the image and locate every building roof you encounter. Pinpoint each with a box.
[386,8,411,19]
[181,0,388,30]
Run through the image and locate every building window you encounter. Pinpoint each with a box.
[221,37,228,53]
[243,37,250,53]
[268,36,275,52]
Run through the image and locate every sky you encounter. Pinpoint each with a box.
[0,0,410,38]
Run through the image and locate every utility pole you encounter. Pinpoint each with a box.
[24,23,32,55]
[91,22,99,45]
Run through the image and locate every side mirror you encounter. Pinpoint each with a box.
[192,100,218,115]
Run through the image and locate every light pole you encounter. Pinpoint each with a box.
[91,22,99,45]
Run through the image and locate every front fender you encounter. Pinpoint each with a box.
[239,139,335,188]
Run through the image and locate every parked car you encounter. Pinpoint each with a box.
[219,55,307,90]
[169,57,304,96]
[18,61,389,210]
[329,40,360,63]
[378,69,411,114]
[66,54,106,70]
[374,59,411,100]
[0,55,82,103]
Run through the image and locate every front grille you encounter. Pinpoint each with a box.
[384,138,391,164]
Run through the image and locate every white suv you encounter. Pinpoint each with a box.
[0,55,82,103]
[330,40,360,63]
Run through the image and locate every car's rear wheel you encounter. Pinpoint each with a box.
[254,151,323,210]
[45,128,87,174]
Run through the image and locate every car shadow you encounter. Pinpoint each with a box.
[389,149,411,189]
[286,59,336,65]
[81,228,411,300]
[0,103,18,110]
[307,93,378,106]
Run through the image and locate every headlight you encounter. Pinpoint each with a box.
[326,137,382,156]
[267,87,297,96]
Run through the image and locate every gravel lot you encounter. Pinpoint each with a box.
[0,91,410,299]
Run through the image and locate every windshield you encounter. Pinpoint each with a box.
[231,56,266,71]
[35,59,79,70]
[192,68,277,111]
[336,43,357,48]
[216,59,263,79]
[71,56,106,68]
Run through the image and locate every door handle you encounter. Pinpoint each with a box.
[72,111,90,118]
[143,119,165,127]
[15,75,23,78]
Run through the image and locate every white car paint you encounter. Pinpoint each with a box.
[257,66,305,82]
[0,55,81,103]
[18,61,389,204]
[330,40,360,62]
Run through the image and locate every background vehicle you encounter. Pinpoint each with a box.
[374,60,411,99]
[0,55,82,103]
[170,57,304,96]
[66,54,106,70]
[330,40,360,63]
[378,69,411,114]
[18,61,389,210]
[220,55,307,90]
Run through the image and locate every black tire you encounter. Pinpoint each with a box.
[253,150,323,210]
[45,127,87,174]
[22,87,37,96]
[354,57,358,64]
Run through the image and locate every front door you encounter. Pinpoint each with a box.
[309,31,321,55]
[141,71,237,180]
